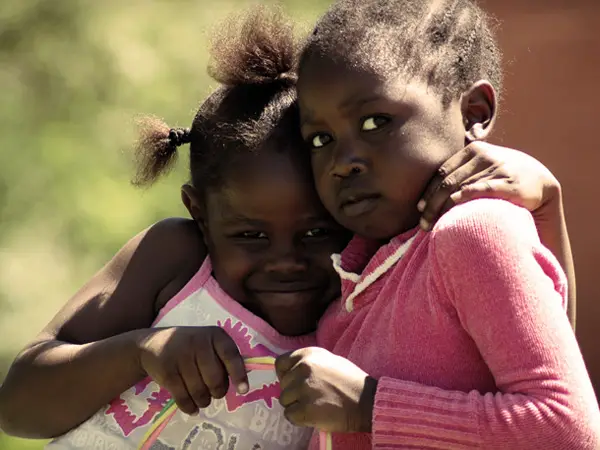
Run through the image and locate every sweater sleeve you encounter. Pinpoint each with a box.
[371,199,600,450]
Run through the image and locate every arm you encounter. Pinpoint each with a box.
[370,199,599,449]
[532,185,576,328]
[418,143,576,328]
[0,218,205,439]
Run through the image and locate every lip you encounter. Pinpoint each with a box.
[254,286,320,294]
[339,191,381,217]
[252,288,322,307]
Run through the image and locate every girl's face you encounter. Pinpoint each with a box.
[297,57,467,240]
[193,148,350,337]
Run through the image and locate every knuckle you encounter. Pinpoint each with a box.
[436,165,449,178]
[220,343,241,362]
[192,392,212,408]
[440,176,457,191]
[204,377,228,396]
[162,372,180,387]
[464,143,480,158]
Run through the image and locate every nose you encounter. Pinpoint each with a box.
[263,245,308,277]
[329,141,368,179]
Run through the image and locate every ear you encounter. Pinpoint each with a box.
[460,80,497,143]
[181,183,208,235]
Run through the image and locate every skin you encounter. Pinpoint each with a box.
[274,55,577,434]
[0,145,348,438]
[182,150,349,336]
[298,56,494,240]
[0,66,575,441]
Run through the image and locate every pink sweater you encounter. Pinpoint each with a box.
[314,199,600,449]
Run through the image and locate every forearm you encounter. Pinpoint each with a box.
[533,188,576,328]
[0,329,152,439]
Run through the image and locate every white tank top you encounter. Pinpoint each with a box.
[47,257,315,450]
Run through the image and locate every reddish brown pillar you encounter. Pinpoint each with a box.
[481,0,600,396]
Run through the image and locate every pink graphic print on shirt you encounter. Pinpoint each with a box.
[106,318,280,436]
[218,318,280,412]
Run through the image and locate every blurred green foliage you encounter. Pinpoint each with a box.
[0,1,327,448]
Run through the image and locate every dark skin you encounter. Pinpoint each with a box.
[275,57,577,434]
[0,97,574,440]
[0,148,348,438]
[183,151,347,337]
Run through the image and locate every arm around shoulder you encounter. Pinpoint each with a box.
[0,218,206,438]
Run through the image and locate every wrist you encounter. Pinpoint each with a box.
[533,183,565,229]
[129,328,160,378]
[357,376,378,433]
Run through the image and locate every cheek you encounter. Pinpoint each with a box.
[311,154,335,204]
[209,240,256,295]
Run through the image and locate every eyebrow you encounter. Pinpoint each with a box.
[300,94,384,127]
[219,214,266,227]
[339,94,382,113]
[220,213,335,228]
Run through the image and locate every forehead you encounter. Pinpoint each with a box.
[207,151,328,222]
[298,55,444,120]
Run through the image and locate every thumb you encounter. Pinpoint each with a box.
[275,351,297,381]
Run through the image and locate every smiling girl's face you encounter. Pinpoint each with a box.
[199,146,350,336]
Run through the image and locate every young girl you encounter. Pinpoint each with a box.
[273,0,600,449]
[0,9,349,449]
[0,5,581,450]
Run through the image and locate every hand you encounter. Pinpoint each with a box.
[136,326,248,415]
[275,347,377,433]
[418,142,561,230]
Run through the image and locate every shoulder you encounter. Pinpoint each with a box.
[430,198,539,253]
[143,217,206,259]
[140,218,207,313]
[47,217,207,343]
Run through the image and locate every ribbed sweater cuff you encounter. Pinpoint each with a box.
[372,377,481,449]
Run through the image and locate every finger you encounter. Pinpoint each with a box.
[162,371,198,415]
[278,374,307,408]
[275,350,302,381]
[283,401,313,428]
[418,147,477,213]
[450,179,523,207]
[196,340,229,400]
[421,156,498,230]
[430,197,457,226]
[212,331,249,394]
[178,358,211,410]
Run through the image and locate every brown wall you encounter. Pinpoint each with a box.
[481,0,600,395]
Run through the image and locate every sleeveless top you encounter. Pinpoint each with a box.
[46,257,316,450]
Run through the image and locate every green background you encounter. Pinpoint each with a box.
[0,1,327,448]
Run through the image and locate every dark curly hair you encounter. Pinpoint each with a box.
[132,6,303,190]
[299,0,502,105]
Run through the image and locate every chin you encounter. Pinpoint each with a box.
[271,317,318,336]
[350,213,420,241]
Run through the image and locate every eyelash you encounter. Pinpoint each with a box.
[307,114,391,150]
[236,231,267,240]
[233,229,331,241]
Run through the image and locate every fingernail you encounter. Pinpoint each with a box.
[237,382,249,394]
[417,199,426,212]
[420,217,430,230]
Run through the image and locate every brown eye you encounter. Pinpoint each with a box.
[240,231,267,239]
[305,228,329,238]
[310,134,332,149]
[361,115,390,131]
